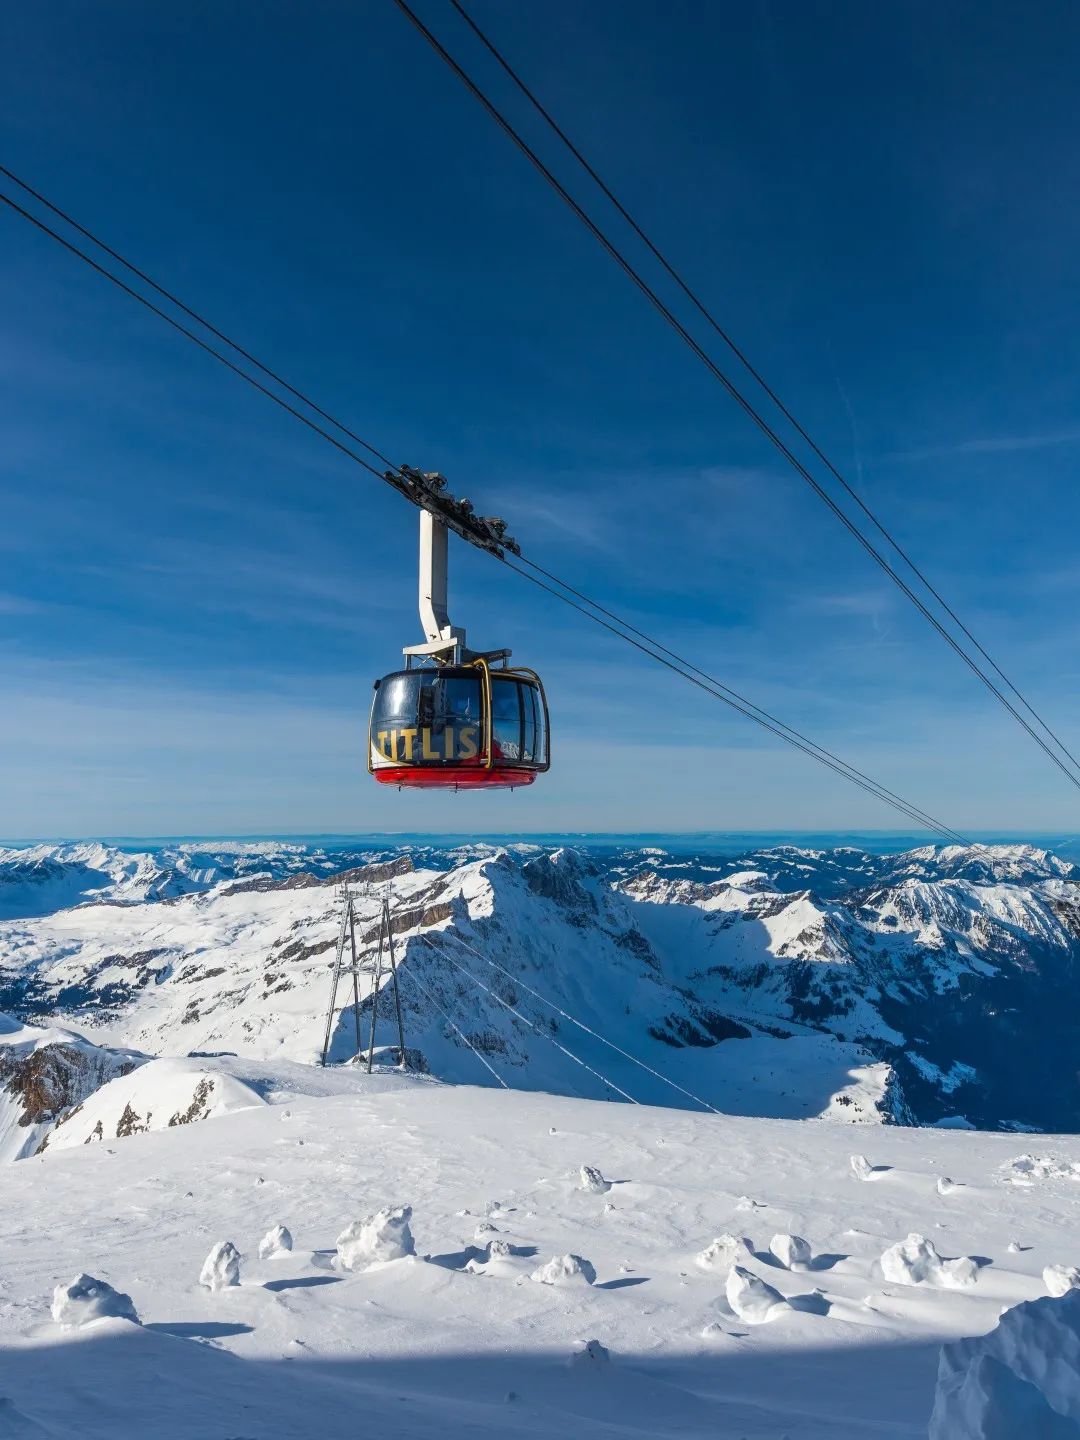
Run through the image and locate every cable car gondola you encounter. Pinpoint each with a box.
[368,507,549,790]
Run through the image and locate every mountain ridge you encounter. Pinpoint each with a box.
[1,839,1077,1137]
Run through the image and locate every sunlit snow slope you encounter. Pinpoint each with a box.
[2,1078,1080,1437]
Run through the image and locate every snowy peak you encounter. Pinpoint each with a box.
[883,843,1079,887]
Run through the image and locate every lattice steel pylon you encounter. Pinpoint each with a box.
[320,882,406,1069]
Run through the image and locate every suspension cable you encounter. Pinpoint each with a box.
[398,960,510,1089]
[419,934,641,1104]
[500,555,971,843]
[442,0,1080,785]
[442,926,722,1114]
[391,0,1080,795]
[0,163,398,474]
[0,173,968,837]
[0,191,393,486]
[509,552,969,842]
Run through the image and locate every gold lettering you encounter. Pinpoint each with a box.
[422,728,439,761]
[377,730,391,759]
[399,728,417,761]
[458,726,478,760]
[444,726,454,759]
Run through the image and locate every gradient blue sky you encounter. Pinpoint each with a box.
[2,0,1079,837]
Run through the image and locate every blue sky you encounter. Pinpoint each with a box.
[2,0,1079,837]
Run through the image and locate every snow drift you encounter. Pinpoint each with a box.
[931,1291,1080,1437]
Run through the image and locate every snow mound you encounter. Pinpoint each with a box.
[530,1253,597,1287]
[850,1154,877,1181]
[579,1165,611,1194]
[930,1291,1080,1437]
[51,1273,140,1328]
[770,1232,811,1269]
[881,1233,977,1288]
[725,1265,785,1324]
[258,1224,293,1260]
[336,1206,415,1269]
[568,1338,610,1368]
[1004,1155,1080,1186]
[47,1058,264,1150]
[1044,1266,1080,1299]
[200,1240,240,1292]
[696,1234,753,1270]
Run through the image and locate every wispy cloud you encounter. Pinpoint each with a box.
[0,592,45,616]
[884,427,1080,462]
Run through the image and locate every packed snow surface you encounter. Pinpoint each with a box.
[2,1077,1080,1436]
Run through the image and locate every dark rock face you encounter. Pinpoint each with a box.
[0,1041,138,1127]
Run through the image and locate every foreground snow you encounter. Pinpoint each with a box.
[2,1077,1080,1437]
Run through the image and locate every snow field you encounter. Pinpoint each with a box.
[1,1078,1080,1435]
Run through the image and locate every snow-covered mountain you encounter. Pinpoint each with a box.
[1,839,1078,1133]
[0,839,398,919]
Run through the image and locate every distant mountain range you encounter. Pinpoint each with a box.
[1,838,1078,1151]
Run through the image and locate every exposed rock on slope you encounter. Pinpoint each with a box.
[0,1012,145,1160]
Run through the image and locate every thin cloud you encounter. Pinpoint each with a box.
[884,428,1080,462]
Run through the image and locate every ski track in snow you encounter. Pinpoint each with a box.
[1,1077,1080,1437]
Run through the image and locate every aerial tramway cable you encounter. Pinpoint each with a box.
[442,0,1080,787]
[391,0,1080,796]
[438,927,722,1114]
[398,962,510,1089]
[0,174,968,838]
[0,163,398,475]
[419,934,641,1104]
